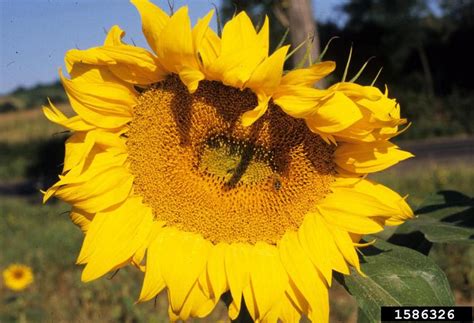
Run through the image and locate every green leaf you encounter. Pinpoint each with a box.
[356,309,372,323]
[336,239,455,322]
[394,190,474,244]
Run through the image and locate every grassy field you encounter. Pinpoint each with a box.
[0,106,472,322]
[0,106,69,182]
[372,160,474,207]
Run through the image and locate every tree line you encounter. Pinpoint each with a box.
[220,0,474,139]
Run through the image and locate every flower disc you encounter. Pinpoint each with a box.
[128,76,336,244]
[2,264,34,291]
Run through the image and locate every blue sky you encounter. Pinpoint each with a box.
[0,0,344,95]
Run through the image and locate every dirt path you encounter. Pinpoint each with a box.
[395,136,473,169]
[399,136,473,161]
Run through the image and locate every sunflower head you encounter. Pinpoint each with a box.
[43,0,413,321]
[2,264,34,291]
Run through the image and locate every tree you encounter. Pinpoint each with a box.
[340,0,435,96]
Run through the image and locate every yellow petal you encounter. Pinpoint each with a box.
[60,129,126,174]
[58,166,133,213]
[181,10,216,92]
[305,92,364,134]
[48,147,133,213]
[317,205,385,235]
[70,208,94,233]
[242,285,257,321]
[192,10,215,55]
[52,150,113,187]
[131,245,146,271]
[208,48,265,88]
[317,179,409,234]
[273,85,328,118]
[317,215,351,275]
[298,214,332,281]
[256,16,270,56]
[341,178,414,225]
[133,219,166,273]
[245,242,286,321]
[67,24,164,83]
[221,12,259,56]
[137,222,169,301]
[358,93,399,123]
[42,100,94,131]
[178,67,205,94]
[157,6,197,73]
[103,47,165,84]
[207,12,267,88]
[285,278,309,315]
[63,132,88,172]
[335,141,414,174]
[298,213,351,282]
[278,293,302,322]
[329,82,381,101]
[130,0,170,55]
[225,242,252,320]
[153,228,212,315]
[332,119,406,143]
[261,300,281,323]
[241,94,270,127]
[199,28,221,70]
[203,242,228,299]
[60,67,134,129]
[104,25,124,46]
[65,44,165,85]
[326,86,407,143]
[246,45,290,96]
[280,61,336,87]
[64,138,125,181]
[279,231,329,322]
[327,224,362,273]
[80,197,153,282]
[175,283,218,320]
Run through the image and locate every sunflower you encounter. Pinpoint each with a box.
[2,264,34,291]
[43,0,414,321]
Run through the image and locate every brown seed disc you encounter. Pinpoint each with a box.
[127,76,336,244]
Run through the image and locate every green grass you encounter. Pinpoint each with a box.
[371,161,474,207]
[0,107,68,144]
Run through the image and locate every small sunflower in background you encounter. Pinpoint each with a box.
[2,264,34,292]
[43,0,414,321]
